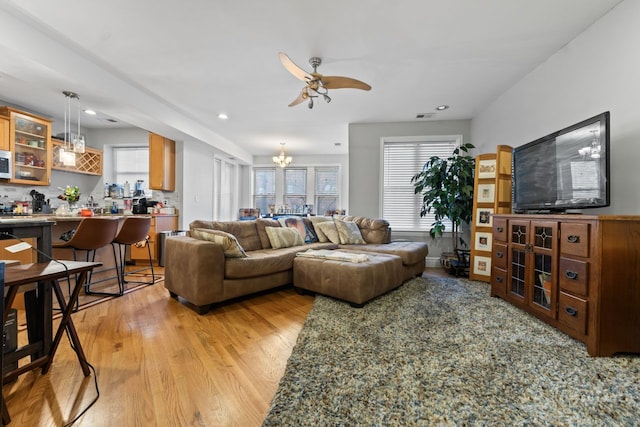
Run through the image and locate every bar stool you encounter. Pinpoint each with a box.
[111,216,155,291]
[52,217,121,297]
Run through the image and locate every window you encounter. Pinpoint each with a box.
[253,168,276,214]
[315,166,339,215]
[114,147,148,192]
[284,168,306,212]
[253,165,341,215]
[382,137,459,232]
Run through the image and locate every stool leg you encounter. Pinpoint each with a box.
[84,247,123,297]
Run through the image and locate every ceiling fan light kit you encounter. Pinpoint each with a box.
[279,52,371,109]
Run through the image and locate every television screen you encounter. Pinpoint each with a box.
[512,112,610,212]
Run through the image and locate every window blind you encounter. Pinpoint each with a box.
[382,140,457,232]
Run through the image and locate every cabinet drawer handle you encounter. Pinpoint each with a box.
[496,252,503,258]
[496,276,503,283]
[497,227,503,232]
[566,235,580,244]
[565,271,578,280]
[565,306,578,317]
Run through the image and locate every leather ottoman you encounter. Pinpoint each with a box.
[293,252,404,307]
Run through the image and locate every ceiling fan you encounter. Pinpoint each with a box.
[279,52,372,109]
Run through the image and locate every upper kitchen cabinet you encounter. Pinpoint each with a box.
[0,106,52,186]
[0,115,9,151]
[149,132,175,191]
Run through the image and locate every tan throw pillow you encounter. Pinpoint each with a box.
[334,219,366,244]
[190,228,248,258]
[265,226,305,249]
[315,221,341,244]
[309,216,334,242]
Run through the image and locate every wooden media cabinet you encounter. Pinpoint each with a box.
[490,214,640,356]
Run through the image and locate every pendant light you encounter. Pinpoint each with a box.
[62,91,85,154]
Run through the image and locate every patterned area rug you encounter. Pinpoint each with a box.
[263,277,640,426]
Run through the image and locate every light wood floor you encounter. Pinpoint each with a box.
[3,267,445,426]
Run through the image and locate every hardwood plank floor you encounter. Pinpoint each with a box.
[3,267,444,426]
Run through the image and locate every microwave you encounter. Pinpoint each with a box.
[0,150,11,179]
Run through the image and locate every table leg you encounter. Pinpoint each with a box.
[1,283,19,425]
[42,272,91,377]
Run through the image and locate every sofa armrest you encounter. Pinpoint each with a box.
[164,235,225,307]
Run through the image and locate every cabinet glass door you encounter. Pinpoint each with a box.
[11,112,50,185]
[508,221,529,301]
[530,222,557,316]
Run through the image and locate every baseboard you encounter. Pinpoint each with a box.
[425,257,441,268]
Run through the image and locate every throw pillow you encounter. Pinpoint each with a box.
[308,216,334,242]
[277,216,317,243]
[315,221,341,244]
[265,226,305,249]
[334,219,366,244]
[190,228,248,258]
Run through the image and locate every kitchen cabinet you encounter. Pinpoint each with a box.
[0,106,52,186]
[0,115,9,151]
[491,214,640,356]
[51,138,103,175]
[130,214,178,264]
[149,132,175,191]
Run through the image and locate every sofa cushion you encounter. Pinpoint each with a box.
[256,218,281,249]
[308,216,334,242]
[315,221,340,244]
[190,228,248,258]
[340,241,429,266]
[266,226,305,249]
[190,219,262,251]
[224,242,339,279]
[334,215,391,244]
[278,216,317,243]
[334,218,366,244]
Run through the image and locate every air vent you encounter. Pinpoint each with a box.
[416,113,435,119]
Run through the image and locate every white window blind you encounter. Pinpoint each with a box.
[382,140,458,232]
[284,168,307,211]
[253,168,276,214]
[315,166,339,215]
[114,147,148,189]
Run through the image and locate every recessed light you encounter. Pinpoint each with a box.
[435,105,449,111]
[218,113,228,120]
[84,109,97,115]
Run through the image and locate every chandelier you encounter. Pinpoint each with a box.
[272,143,292,168]
[62,90,85,154]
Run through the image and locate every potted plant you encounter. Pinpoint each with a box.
[411,142,475,270]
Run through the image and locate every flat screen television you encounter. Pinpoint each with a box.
[512,111,610,213]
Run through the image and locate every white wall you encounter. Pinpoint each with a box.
[472,0,639,214]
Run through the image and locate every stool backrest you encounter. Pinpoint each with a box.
[114,216,152,245]
[65,218,120,250]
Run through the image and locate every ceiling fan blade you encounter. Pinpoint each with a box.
[322,76,372,91]
[288,89,308,107]
[279,52,312,82]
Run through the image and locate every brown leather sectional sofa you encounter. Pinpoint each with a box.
[164,216,428,314]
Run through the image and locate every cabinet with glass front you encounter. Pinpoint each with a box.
[0,107,52,186]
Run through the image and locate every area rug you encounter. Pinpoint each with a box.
[263,277,640,426]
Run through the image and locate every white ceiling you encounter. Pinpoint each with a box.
[0,0,623,163]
